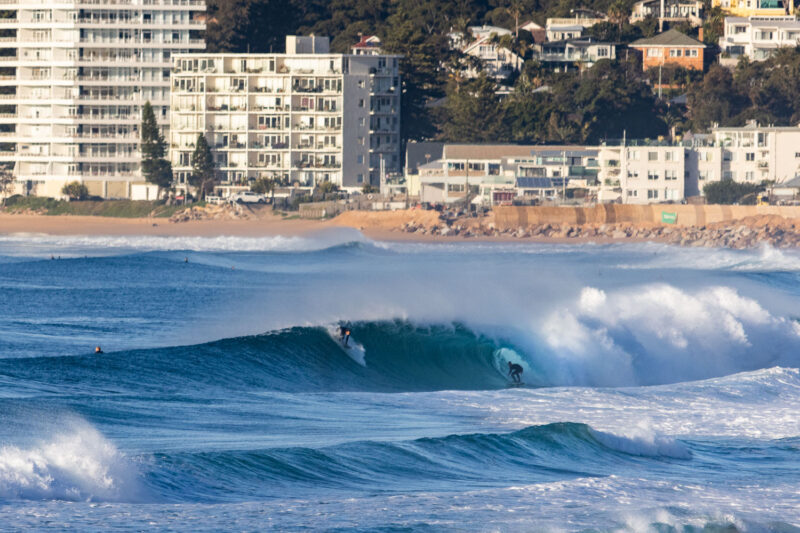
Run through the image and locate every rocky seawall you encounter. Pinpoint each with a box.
[394,214,800,248]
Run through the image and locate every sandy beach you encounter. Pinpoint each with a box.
[2,208,800,248]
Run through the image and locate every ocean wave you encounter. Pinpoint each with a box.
[0,421,143,503]
[0,227,368,257]
[144,422,689,502]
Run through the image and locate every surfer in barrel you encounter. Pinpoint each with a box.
[339,325,351,347]
[507,361,523,383]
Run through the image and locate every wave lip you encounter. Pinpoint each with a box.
[0,422,144,503]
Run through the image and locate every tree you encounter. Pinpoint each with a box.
[189,134,217,200]
[686,64,744,130]
[62,181,89,200]
[703,180,762,205]
[251,176,276,199]
[440,74,508,142]
[140,101,173,197]
[362,183,378,194]
[0,168,13,205]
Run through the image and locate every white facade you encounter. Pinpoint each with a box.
[169,37,401,193]
[0,0,206,199]
[462,38,523,79]
[722,16,800,61]
[714,123,800,184]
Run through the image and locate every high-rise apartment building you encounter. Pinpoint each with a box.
[169,36,401,194]
[0,0,205,199]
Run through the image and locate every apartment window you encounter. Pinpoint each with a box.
[745,171,754,180]
[648,151,658,161]
[665,151,674,161]
[647,189,658,199]
[357,173,363,183]
[358,80,365,89]
[627,150,640,160]
[358,117,365,127]
[648,170,659,180]
[627,190,638,197]
[358,99,364,108]
[665,170,677,180]
[746,152,755,161]
[627,170,639,179]
[734,25,747,34]
[699,170,708,180]
[142,31,152,43]
[357,155,364,164]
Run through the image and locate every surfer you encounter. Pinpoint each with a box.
[339,325,351,347]
[508,361,523,383]
[95,346,104,354]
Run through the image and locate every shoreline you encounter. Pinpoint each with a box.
[0,210,797,248]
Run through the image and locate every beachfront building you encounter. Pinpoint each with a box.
[721,16,800,61]
[712,0,794,18]
[416,144,600,206]
[630,29,706,71]
[630,0,704,31]
[169,36,401,194]
[714,121,800,184]
[0,0,206,200]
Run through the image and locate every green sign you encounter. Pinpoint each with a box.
[661,211,677,224]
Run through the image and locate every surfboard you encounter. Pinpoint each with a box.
[325,325,367,367]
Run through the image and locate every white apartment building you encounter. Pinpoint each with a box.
[722,16,800,61]
[169,36,401,193]
[0,0,205,199]
[714,122,800,183]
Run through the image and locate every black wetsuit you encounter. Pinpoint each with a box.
[508,363,523,383]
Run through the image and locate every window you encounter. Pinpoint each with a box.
[357,173,363,183]
[627,190,638,197]
[699,170,708,180]
[670,49,682,57]
[648,151,658,161]
[358,99,364,108]
[597,47,608,57]
[745,171,754,180]
[648,170,659,180]
[746,152,755,161]
[687,49,698,57]
[357,154,363,164]
[665,151,674,161]
[647,189,658,199]
[358,80,365,88]
[647,48,662,57]
[665,170,677,180]
[795,152,800,158]
[358,117,365,127]
[734,25,747,34]
[627,170,639,179]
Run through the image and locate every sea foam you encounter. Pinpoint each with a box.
[0,422,143,502]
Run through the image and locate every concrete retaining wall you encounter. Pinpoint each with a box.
[494,205,800,229]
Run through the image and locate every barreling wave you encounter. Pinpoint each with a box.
[2,307,800,395]
[0,321,518,395]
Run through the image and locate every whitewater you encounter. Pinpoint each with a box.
[0,230,798,531]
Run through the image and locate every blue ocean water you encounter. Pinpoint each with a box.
[0,229,799,531]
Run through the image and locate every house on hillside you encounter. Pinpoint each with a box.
[545,15,607,41]
[630,0,704,31]
[352,35,383,56]
[520,21,547,43]
[721,16,800,62]
[533,37,616,72]
[630,29,706,71]
[462,37,523,79]
[712,0,794,18]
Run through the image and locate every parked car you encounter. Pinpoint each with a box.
[228,191,267,204]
